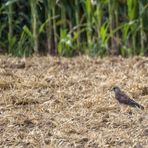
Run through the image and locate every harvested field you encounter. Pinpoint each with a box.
[0,55,148,148]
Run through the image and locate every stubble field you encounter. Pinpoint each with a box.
[0,55,147,148]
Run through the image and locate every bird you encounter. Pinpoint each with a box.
[112,86,144,110]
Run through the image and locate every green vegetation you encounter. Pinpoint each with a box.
[0,0,148,57]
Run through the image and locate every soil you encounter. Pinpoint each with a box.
[0,55,147,148]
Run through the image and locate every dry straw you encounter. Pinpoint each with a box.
[0,55,147,147]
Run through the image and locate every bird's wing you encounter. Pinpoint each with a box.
[117,91,144,109]
[116,91,132,104]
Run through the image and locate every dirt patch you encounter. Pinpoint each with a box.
[0,55,147,148]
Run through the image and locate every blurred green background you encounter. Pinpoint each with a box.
[0,0,148,57]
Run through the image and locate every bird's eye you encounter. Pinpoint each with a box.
[112,87,115,91]
[113,87,118,91]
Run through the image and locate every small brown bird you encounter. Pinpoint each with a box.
[112,86,144,110]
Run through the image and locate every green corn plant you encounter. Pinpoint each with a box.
[60,1,67,29]
[0,23,6,50]
[46,0,58,55]
[0,0,147,57]
[121,23,130,56]
[1,0,20,54]
[139,1,144,55]
[89,0,101,56]
[51,0,57,54]
[45,0,52,54]
[99,21,109,56]
[58,26,85,56]
[127,0,138,55]
[108,0,119,50]
[8,3,13,53]
[84,0,92,50]
[30,0,39,54]
[95,1,103,40]
[5,0,14,53]
[58,29,74,56]
[7,33,17,54]
[139,1,148,55]
[122,20,139,56]
[16,26,33,56]
[75,0,80,46]
[108,0,113,48]
[0,3,7,50]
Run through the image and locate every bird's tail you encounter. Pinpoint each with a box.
[134,102,144,110]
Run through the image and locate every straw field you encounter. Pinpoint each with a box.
[0,56,147,147]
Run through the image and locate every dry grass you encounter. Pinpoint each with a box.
[0,55,147,148]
